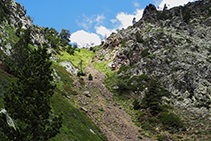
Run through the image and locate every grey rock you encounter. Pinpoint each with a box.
[60,61,79,75]
[202,17,211,26]
[83,91,91,98]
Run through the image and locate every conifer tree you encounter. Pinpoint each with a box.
[141,78,163,116]
[59,29,70,47]
[3,44,62,140]
[5,28,32,76]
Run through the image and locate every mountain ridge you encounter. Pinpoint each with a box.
[95,0,211,116]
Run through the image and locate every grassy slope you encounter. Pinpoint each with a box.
[50,62,108,141]
[0,22,18,109]
[57,49,96,71]
[0,23,107,140]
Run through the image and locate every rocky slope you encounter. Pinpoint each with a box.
[0,0,49,57]
[95,0,211,116]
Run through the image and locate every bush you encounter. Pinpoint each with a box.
[138,136,143,139]
[133,98,140,110]
[88,74,93,80]
[77,71,86,77]
[157,135,166,141]
[121,38,126,47]
[160,112,184,131]
[117,65,129,74]
[148,117,157,124]
[141,48,149,58]
[136,32,144,43]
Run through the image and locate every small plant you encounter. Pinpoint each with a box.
[136,32,144,43]
[157,135,166,141]
[141,48,149,58]
[178,97,184,101]
[133,98,140,110]
[77,71,86,77]
[121,38,126,47]
[160,112,184,131]
[171,66,180,72]
[138,136,143,139]
[148,116,157,124]
[88,74,93,80]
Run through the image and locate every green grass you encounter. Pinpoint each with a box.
[57,49,96,71]
[0,61,107,141]
[50,63,107,141]
[50,88,107,141]
[0,21,19,46]
[94,61,113,76]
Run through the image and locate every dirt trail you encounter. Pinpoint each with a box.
[76,65,154,141]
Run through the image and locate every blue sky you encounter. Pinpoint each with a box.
[14,0,194,48]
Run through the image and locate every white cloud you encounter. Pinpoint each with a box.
[96,14,105,22]
[94,8,143,38]
[95,26,115,38]
[133,1,140,7]
[158,0,195,9]
[116,9,143,29]
[110,19,117,23]
[70,30,101,48]
[76,14,105,30]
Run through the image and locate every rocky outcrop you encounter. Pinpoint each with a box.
[60,61,79,75]
[141,4,157,22]
[0,0,49,57]
[95,0,211,116]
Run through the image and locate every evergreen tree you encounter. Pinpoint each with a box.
[133,98,140,110]
[59,29,70,47]
[141,78,163,116]
[66,44,75,55]
[3,44,62,140]
[0,0,12,23]
[88,74,93,80]
[44,27,61,53]
[5,28,32,76]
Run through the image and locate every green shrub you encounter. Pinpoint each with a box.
[141,48,149,58]
[133,98,140,110]
[136,32,144,43]
[77,71,86,77]
[160,112,184,130]
[178,97,184,101]
[121,38,127,47]
[88,74,93,80]
[148,117,157,124]
[157,135,166,141]
[171,66,180,72]
[138,136,143,139]
[117,64,129,74]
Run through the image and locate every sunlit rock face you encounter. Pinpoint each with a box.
[94,0,211,116]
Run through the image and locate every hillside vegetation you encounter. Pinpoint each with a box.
[0,0,107,140]
[1,0,211,141]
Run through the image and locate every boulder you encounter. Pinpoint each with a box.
[60,61,79,75]
[202,17,211,26]
[80,107,88,113]
[83,91,91,98]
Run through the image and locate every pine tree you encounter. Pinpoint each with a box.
[3,44,62,140]
[142,78,163,116]
[5,28,32,76]
[59,29,70,47]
